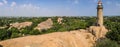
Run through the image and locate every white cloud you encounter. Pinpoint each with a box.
[9,3,41,16]
[19,4,40,10]
[67,0,80,5]
[0,2,3,6]
[74,0,79,4]
[11,2,16,7]
[3,0,7,4]
[116,3,120,8]
[0,0,8,6]
[93,0,97,3]
[0,3,77,16]
[106,1,111,5]
[0,0,80,16]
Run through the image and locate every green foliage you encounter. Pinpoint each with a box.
[106,31,120,41]
[95,39,119,47]
[29,30,41,35]
[20,27,41,35]
[105,19,120,42]
[21,29,30,35]
[0,29,11,40]
[8,28,21,38]
[11,32,20,38]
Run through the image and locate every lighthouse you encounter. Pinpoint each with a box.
[97,0,103,26]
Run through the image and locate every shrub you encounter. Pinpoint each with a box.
[95,39,119,47]
[105,22,120,42]
[0,29,12,40]
[29,30,40,35]
[8,28,21,38]
[106,31,120,42]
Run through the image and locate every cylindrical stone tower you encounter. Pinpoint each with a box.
[97,0,103,26]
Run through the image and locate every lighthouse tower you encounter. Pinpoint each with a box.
[88,0,108,40]
[97,0,103,26]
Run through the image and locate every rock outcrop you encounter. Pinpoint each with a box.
[34,18,53,31]
[0,30,96,47]
[57,17,63,24]
[9,22,32,29]
[88,26,108,40]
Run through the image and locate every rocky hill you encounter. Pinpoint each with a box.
[34,18,53,31]
[0,29,95,47]
[0,25,108,47]
[0,17,109,47]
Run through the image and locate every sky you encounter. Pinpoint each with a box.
[0,0,120,17]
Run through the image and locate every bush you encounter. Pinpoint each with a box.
[8,28,21,38]
[29,30,41,35]
[105,22,120,42]
[106,31,120,42]
[0,29,11,40]
[95,39,119,47]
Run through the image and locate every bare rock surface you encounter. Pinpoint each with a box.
[34,18,53,31]
[88,26,108,40]
[57,17,63,24]
[9,22,32,29]
[0,30,96,47]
